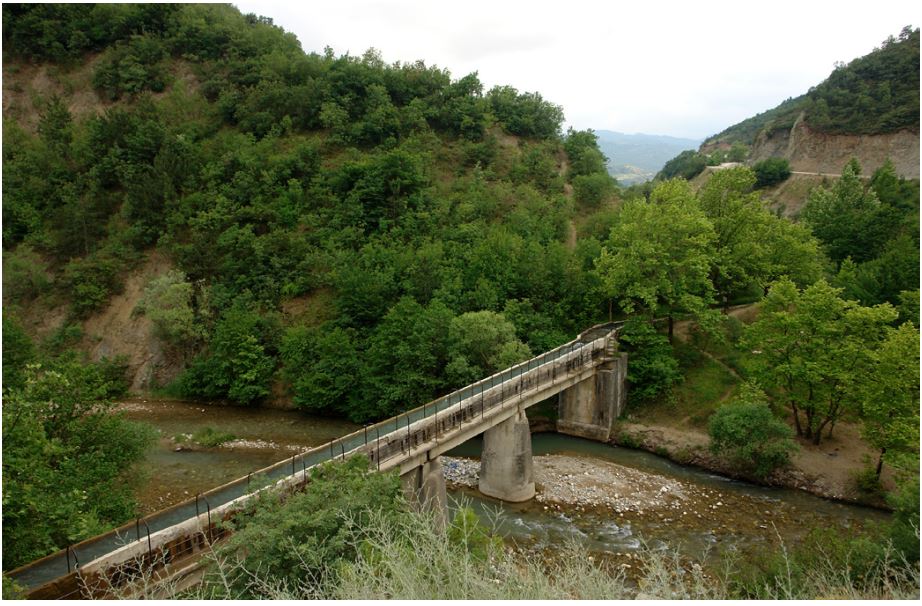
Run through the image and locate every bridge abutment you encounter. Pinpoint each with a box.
[478,408,535,502]
[556,352,627,441]
[400,456,448,526]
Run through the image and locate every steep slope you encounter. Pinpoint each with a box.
[1,4,614,415]
[748,113,919,177]
[700,27,919,177]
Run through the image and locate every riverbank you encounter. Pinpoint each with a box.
[608,419,891,509]
[442,451,887,555]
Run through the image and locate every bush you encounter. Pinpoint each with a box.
[176,303,278,405]
[92,34,168,101]
[176,426,236,448]
[708,383,798,477]
[1,359,155,568]
[752,157,791,188]
[618,317,682,402]
[210,456,405,596]
[657,150,707,181]
[136,270,206,351]
[573,173,616,208]
[2,315,35,392]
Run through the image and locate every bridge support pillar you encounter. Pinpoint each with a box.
[479,409,535,502]
[400,456,447,527]
[557,353,627,441]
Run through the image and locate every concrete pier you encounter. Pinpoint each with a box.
[400,456,447,526]
[557,352,627,441]
[478,409,535,502]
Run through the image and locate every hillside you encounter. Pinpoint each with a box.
[594,130,700,185]
[1,3,621,422]
[697,27,920,178]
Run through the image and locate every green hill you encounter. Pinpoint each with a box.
[2,3,617,423]
[703,26,919,150]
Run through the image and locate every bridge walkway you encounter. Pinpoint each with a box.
[7,322,623,598]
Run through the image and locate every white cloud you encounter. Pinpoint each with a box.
[235,0,918,139]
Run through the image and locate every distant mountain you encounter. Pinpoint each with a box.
[593,130,701,185]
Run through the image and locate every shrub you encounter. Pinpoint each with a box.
[2,315,35,392]
[573,173,616,208]
[708,383,798,477]
[176,303,278,405]
[657,150,706,180]
[177,427,236,448]
[752,157,791,188]
[136,270,206,351]
[210,456,405,596]
[618,317,682,402]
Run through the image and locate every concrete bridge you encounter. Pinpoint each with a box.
[7,322,626,599]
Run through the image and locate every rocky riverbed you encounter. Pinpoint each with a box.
[442,453,876,549]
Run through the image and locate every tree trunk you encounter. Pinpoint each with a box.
[668,315,674,343]
[790,401,803,437]
[876,448,886,478]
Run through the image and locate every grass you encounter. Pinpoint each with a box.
[116,497,919,601]
[631,342,739,429]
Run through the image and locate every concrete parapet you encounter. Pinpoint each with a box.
[478,409,535,502]
[556,352,627,441]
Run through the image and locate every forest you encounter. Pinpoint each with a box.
[1,3,919,596]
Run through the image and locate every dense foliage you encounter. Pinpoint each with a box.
[213,456,406,595]
[1,350,155,569]
[742,278,905,446]
[708,383,798,478]
[751,157,791,188]
[2,3,590,421]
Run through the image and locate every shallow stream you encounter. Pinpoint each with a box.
[121,399,888,561]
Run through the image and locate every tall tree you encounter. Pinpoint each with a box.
[595,179,716,340]
[800,159,889,264]
[698,166,824,304]
[859,321,920,476]
[743,279,897,444]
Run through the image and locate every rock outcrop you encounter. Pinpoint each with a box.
[750,114,919,177]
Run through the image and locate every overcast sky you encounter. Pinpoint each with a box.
[233,0,918,140]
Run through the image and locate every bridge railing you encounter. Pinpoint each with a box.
[8,323,622,597]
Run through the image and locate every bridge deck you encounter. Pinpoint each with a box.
[7,323,622,598]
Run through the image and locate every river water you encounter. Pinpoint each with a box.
[120,399,888,561]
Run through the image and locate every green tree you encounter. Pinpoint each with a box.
[563,128,608,179]
[362,297,455,420]
[800,159,888,264]
[136,270,206,354]
[751,157,791,188]
[445,311,531,386]
[617,317,681,401]
[280,324,361,417]
[2,360,155,568]
[572,173,616,208]
[595,179,717,341]
[178,303,278,405]
[1,315,35,392]
[697,166,823,304]
[708,383,798,478]
[858,322,920,476]
[743,279,897,444]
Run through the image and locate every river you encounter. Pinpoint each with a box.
[120,399,889,561]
